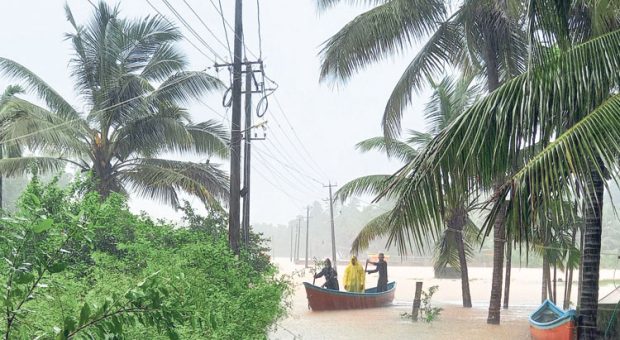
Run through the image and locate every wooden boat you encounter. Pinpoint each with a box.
[303,281,396,311]
[529,299,576,340]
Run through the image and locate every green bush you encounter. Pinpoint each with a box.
[0,175,291,339]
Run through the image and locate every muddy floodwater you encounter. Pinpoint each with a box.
[269,258,619,339]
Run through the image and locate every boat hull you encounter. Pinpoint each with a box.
[529,300,576,340]
[304,281,396,311]
[529,322,576,340]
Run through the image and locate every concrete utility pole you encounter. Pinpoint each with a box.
[228,0,244,254]
[290,224,294,262]
[241,63,252,247]
[296,216,302,261]
[325,182,338,270]
[305,206,310,268]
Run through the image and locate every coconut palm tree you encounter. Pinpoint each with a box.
[0,85,24,209]
[385,24,620,339]
[336,75,480,307]
[0,2,229,208]
[317,0,526,139]
[317,0,527,323]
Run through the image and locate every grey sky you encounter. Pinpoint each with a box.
[0,0,428,225]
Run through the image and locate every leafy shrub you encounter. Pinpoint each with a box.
[0,175,291,339]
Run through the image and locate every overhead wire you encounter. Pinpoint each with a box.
[265,107,327,183]
[206,0,260,60]
[0,70,216,147]
[156,0,226,62]
[145,0,218,64]
[253,165,307,207]
[271,93,330,180]
[253,150,322,198]
[254,146,324,187]
[215,0,233,63]
[181,0,232,62]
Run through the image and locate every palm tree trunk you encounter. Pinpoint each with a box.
[484,27,504,324]
[451,207,472,308]
[553,264,557,304]
[486,201,505,324]
[578,170,604,340]
[565,266,574,309]
[547,264,553,301]
[503,236,512,309]
[542,255,549,302]
[564,228,577,309]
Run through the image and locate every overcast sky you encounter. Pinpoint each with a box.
[0,0,428,225]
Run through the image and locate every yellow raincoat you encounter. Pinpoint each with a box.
[343,256,365,292]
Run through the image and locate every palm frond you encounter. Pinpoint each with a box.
[489,92,620,240]
[0,98,90,156]
[120,158,229,207]
[186,121,229,158]
[354,137,416,162]
[0,58,79,120]
[381,19,463,138]
[334,174,391,202]
[150,71,223,106]
[316,0,389,11]
[350,211,391,254]
[319,0,446,84]
[140,44,186,82]
[0,157,67,177]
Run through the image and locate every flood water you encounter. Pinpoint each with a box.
[269,258,619,339]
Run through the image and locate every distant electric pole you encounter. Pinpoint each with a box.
[296,216,302,261]
[290,224,293,262]
[325,182,338,270]
[228,0,244,254]
[305,206,310,268]
[241,63,253,247]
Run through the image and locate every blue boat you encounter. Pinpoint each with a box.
[529,299,576,340]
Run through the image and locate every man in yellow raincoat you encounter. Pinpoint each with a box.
[343,256,365,292]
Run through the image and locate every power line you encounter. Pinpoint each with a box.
[160,0,225,61]
[263,133,317,184]
[271,93,330,180]
[254,145,324,187]
[253,149,323,197]
[207,0,260,60]
[253,165,307,207]
[266,107,327,182]
[0,70,215,147]
[181,0,232,62]
[256,0,263,58]
[145,0,218,64]
[215,0,233,62]
[155,0,226,62]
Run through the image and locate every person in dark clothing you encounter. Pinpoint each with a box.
[314,258,339,290]
[366,253,388,292]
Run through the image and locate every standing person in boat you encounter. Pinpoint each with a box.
[314,258,339,290]
[366,253,388,292]
[343,256,365,292]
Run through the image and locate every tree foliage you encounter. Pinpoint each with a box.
[0,1,229,208]
[0,174,290,339]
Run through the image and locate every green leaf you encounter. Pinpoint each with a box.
[34,218,53,233]
[48,262,66,274]
[63,316,77,334]
[14,271,35,284]
[79,303,91,326]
